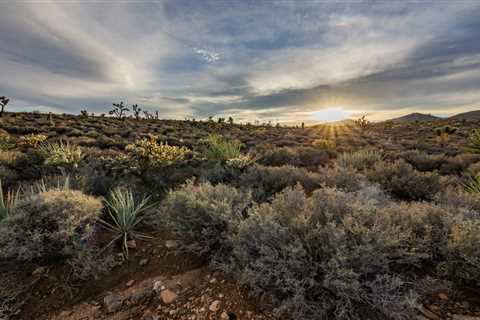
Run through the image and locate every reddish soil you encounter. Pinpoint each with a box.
[3,233,275,320]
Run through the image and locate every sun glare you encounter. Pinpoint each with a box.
[311,107,352,123]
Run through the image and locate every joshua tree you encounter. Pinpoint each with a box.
[301,122,305,129]
[109,101,129,119]
[434,125,457,145]
[0,96,10,117]
[354,115,370,132]
[218,117,225,124]
[228,116,234,125]
[132,104,142,121]
[80,110,89,118]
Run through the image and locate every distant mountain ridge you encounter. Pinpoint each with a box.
[389,113,440,122]
[387,110,480,122]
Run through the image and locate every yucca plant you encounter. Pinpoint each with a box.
[32,175,71,194]
[100,188,155,258]
[463,174,480,194]
[0,180,20,221]
[337,149,383,171]
[468,129,480,154]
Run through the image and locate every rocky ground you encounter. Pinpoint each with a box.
[4,235,276,320]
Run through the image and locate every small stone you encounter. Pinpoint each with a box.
[139,258,149,266]
[165,240,177,249]
[58,310,73,317]
[221,311,229,320]
[160,289,178,304]
[153,280,164,292]
[104,293,123,313]
[418,304,440,320]
[209,300,221,312]
[32,266,47,276]
[126,280,135,287]
[438,292,449,300]
[127,239,137,248]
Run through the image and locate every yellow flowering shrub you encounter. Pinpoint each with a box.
[125,134,188,169]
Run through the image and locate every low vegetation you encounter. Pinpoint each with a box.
[0,108,480,319]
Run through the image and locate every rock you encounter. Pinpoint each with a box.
[160,289,178,304]
[165,240,177,249]
[221,311,229,320]
[32,266,47,276]
[127,240,137,248]
[126,280,135,287]
[418,304,440,320]
[209,300,221,312]
[139,258,149,266]
[153,280,164,292]
[104,293,123,313]
[438,292,449,300]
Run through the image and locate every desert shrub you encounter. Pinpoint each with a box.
[0,180,20,221]
[312,138,336,150]
[67,244,117,281]
[0,165,18,187]
[435,186,480,212]
[19,133,47,148]
[316,165,369,192]
[439,153,480,175]
[401,150,445,172]
[0,129,13,150]
[368,160,443,201]
[467,128,480,153]
[441,220,480,285]
[14,149,44,180]
[258,147,298,166]
[203,134,243,162]
[0,189,102,262]
[162,181,251,261]
[337,149,383,171]
[126,134,188,170]
[39,141,83,170]
[295,146,334,167]
[229,186,418,320]
[238,164,322,201]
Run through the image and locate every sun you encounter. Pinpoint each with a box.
[311,107,352,123]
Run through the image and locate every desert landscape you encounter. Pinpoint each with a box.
[1,1,480,319]
[0,101,480,319]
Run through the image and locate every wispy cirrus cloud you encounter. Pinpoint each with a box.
[0,1,479,123]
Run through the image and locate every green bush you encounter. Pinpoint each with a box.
[203,134,243,162]
[368,160,443,201]
[0,189,102,262]
[162,181,251,261]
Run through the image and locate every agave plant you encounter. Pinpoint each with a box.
[0,180,20,221]
[463,174,480,194]
[100,188,155,258]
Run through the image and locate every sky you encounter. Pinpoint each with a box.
[1,1,480,124]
